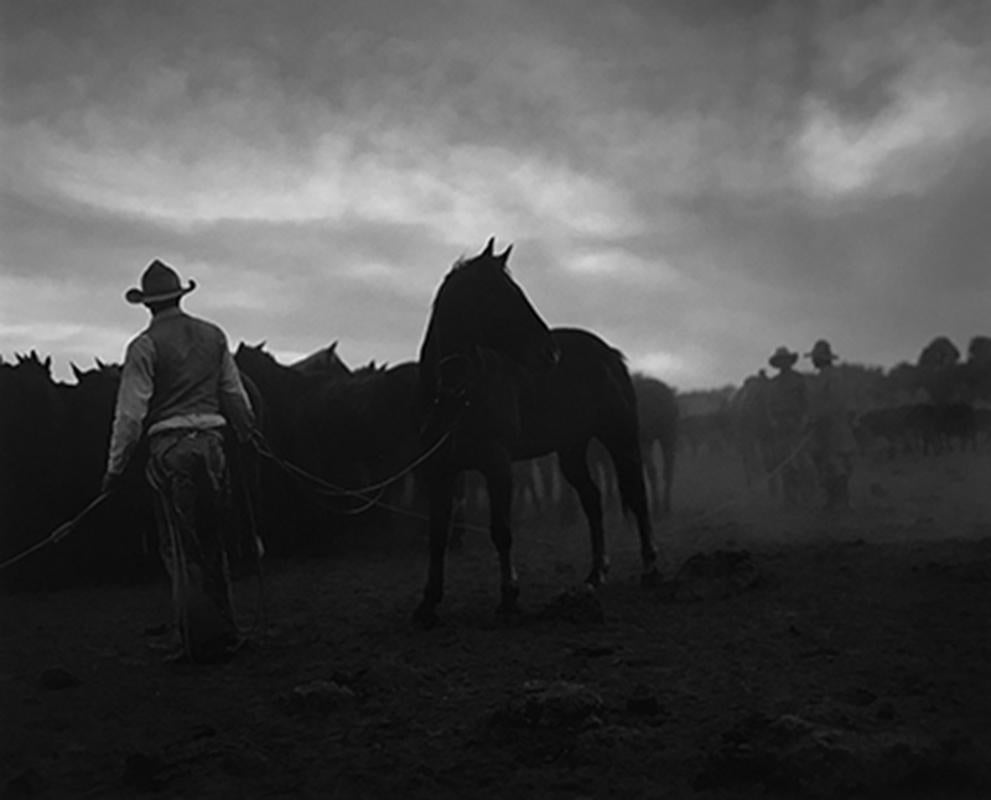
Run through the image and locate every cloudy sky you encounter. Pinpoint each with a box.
[2,0,989,389]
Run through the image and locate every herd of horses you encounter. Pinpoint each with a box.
[678,385,985,465]
[0,239,679,622]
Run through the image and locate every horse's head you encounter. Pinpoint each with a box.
[421,237,559,375]
[288,340,353,380]
[71,359,122,385]
[13,350,54,381]
[234,341,272,374]
[70,359,121,402]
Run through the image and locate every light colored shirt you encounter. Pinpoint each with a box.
[105,312,252,477]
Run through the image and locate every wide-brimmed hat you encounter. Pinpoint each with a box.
[768,346,798,369]
[125,260,196,305]
[805,339,838,363]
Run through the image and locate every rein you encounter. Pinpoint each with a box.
[251,417,459,513]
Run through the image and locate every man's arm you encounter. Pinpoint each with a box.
[219,345,257,440]
[103,335,155,487]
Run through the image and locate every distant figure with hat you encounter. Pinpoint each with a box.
[765,346,813,505]
[805,339,856,510]
[102,260,258,663]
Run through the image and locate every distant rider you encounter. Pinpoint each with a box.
[805,339,856,510]
[765,346,812,506]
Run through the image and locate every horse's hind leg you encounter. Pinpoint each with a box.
[601,435,660,586]
[558,446,609,586]
[483,459,519,615]
[414,470,456,628]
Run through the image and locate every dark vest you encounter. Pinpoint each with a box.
[144,311,227,428]
[767,370,807,424]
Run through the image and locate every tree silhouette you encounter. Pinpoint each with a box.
[964,335,991,400]
[917,336,961,371]
[916,336,962,404]
[967,335,991,366]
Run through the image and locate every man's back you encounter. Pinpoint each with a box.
[767,369,807,425]
[142,309,227,427]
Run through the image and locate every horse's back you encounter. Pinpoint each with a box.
[515,327,637,456]
[551,327,624,361]
[549,327,634,405]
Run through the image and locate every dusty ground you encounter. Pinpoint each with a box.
[3,449,991,799]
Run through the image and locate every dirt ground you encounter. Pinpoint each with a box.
[3,449,991,799]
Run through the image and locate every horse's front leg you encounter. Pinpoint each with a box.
[414,469,456,629]
[484,460,519,615]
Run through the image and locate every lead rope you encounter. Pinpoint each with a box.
[0,492,113,572]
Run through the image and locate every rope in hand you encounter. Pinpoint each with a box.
[0,491,114,572]
[251,426,454,503]
[0,415,467,571]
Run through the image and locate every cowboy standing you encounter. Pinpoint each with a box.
[102,260,257,663]
[805,339,856,510]
[765,346,812,505]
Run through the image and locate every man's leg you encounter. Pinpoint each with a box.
[194,431,239,653]
[147,430,238,663]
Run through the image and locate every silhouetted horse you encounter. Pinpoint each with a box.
[414,238,659,626]
[0,352,69,581]
[236,342,435,549]
[55,360,158,584]
[236,343,422,486]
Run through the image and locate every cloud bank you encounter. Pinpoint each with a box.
[2,0,989,387]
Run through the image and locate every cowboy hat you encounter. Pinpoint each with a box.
[125,260,196,305]
[805,339,838,362]
[768,346,798,369]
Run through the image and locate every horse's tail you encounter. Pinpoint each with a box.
[602,349,650,520]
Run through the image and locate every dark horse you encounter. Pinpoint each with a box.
[415,238,660,626]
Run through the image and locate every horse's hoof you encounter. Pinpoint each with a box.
[640,569,662,588]
[584,571,607,588]
[413,604,439,630]
[495,599,520,618]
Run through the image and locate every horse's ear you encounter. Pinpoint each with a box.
[95,357,106,369]
[43,355,51,370]
[71,362,83,381]
[329,341,338,354]
[482,237,495,257]
[497,244,513,263]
